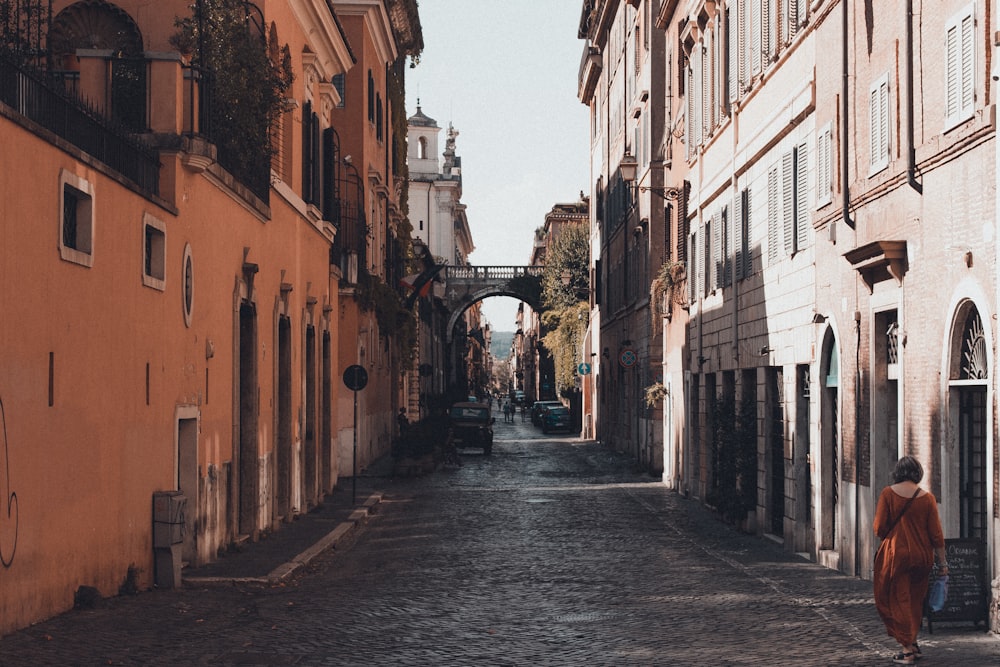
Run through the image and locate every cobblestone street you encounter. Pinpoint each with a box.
[2,413,998,666]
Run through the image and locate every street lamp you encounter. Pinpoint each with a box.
[619,150,683,200]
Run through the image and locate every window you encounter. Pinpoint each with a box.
[59,169,94,267]
[736,187,751,279]
[332,73,345,108]
[794,142,809,251]
[376,94,383,141]
[302,101,321,207]
[182,244,193,327]
[142,213,166,291]
[944,4,975,130]
[417,137,427,159]
[367,70,375,123]
[869,73,890,174]
[767,165,779,264]
[816,123,833,207]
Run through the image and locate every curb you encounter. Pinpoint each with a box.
[182,492,383,587]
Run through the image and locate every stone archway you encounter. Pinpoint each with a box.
[442,265,544,343]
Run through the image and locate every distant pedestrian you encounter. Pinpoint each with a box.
[503,401,512,422]
[397,408,409,434]
[873,456,947,665]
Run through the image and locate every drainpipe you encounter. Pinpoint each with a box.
[854,309,862,578]
[842,0,854,229]
[906,0,922,193]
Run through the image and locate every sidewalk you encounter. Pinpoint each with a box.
[182,455,395,585]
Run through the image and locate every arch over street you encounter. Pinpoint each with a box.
[442,265,544,343]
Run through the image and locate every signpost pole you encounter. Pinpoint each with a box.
[342,364,368,507]
[352,388,358,506]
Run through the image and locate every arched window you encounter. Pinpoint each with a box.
[417,137,427,159]
[49,0,146,131]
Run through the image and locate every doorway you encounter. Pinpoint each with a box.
[238,301,258,537]
[176,412,198,566]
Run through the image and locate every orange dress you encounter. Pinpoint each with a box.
[873,487,945,646]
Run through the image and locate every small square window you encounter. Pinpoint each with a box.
[59,170,94,267]
[142,213,166,291]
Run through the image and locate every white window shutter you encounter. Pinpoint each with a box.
[869,74,889,173]
[817,124,832,205]
[795,142,809,250]
[751,0,761,75]
[767,165,779,264]
[960,12,975,117]
[734,193,744,281]
[729,5,739,103]
[782,151,794,255]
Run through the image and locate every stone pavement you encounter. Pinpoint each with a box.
[1,418,998,666]
[180,457,394,585]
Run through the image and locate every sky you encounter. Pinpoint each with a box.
[405,0,591,332]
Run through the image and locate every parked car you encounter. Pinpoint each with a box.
[531,400,563,426]
[541,405,572,434]
[447,402,495,455]
[513,390,526,406]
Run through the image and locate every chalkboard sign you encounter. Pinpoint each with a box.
[926,537,987,630]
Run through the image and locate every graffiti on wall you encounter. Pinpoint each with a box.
[0,396,17,567]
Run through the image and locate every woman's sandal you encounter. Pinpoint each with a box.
[912,643,923,659]
[892,652,916,665]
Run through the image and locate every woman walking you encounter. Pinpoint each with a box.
[873,456,948,664]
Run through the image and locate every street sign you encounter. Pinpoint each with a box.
[342,364,368,391]
[619,348,637,369]
[577,362,592,375]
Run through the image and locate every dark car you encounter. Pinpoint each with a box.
[541,405,572,434]
[447,402,495,455]
[531,400,563,426]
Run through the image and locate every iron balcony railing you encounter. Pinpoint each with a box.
[0,51,160,196]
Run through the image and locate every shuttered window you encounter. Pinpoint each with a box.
[945,4,975,129]
[767,165,780,264]
[712,211,721,291]
[816,123,833,207]
[795,142,809,251]
[728,4,739,104]
[869,74,890,174]
[782,151,795,255]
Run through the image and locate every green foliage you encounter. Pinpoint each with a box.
[537,222,590,394]
[171,1,293,187]
[541,301,589,394]
[541,223,590,311]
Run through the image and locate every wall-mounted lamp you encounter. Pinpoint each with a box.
[697,355,708,366]
[619,152,638,182]
[759,346,772,356]
[619,152,682,200]
[811,312,828,324]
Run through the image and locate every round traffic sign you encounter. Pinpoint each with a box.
[577,362,592,375]
[342,364,368,391]
[619,348,637,369]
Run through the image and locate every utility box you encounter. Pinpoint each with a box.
[152,491,186,588]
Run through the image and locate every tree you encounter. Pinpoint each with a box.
[171,1,293,198]
[539,222,589,395]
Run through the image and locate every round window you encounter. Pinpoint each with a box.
[182,244,193,326]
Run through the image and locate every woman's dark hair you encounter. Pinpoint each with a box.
[892,456,924,484]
